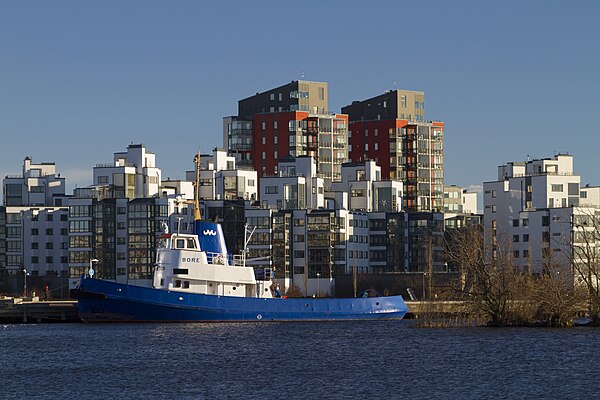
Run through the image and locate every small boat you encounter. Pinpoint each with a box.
[76,152,408,322]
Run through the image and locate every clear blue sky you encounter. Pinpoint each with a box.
[2,0,599,199]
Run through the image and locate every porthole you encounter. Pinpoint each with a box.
[376,302,380,306]
[265,288,269,292]
[209,283,213,287]
[232,287,237,290]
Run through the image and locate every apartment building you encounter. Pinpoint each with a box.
[259,155,325,210]
[184,148,258,201]
[1,157,68,276]
[224,80,348,188]
[483,154,597,276]
[342,89,444,212]
[93,143,161,199]
[330,160,403,212]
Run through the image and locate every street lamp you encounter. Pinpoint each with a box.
[23,267,28,298]
[422,272,427,300]
[316,272,321,297]
[89,258,99,278]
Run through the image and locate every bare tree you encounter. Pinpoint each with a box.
[445,223,585,326]
[445,225,521,326]
[570,210,600,322]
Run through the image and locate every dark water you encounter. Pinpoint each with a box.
[1,321,599,399]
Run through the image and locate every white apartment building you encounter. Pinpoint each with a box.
[93,143,161,199]
[444,185,478,214]
[185,148,258,201]
[3,157,66,207]
[330,160,403,212]
[2,158,68,275]
[260,156,325,210]
[483,154,594,276]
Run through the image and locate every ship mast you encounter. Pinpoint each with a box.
[193,150,202,221]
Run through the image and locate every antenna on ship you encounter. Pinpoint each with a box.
[243,224,257,268]
[193,149,202,222]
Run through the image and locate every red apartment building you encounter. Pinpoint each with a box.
[342,90,444,212]
[224,80,348,188]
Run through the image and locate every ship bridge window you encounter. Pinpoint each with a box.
[176,239,185,249]
[183,281,190,289]
[175,280,182,288]
[187,239,196,249]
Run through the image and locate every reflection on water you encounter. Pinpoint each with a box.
[2,321,600,399]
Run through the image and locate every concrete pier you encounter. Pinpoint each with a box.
[0,297,79,323]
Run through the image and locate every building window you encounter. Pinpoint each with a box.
[492,190,497,198]
[262,136,266,145]
[523,250,529,258]
[46,242,53,249]
[46,214,53,221]
[512,219,519,227]
[542,232,550,242]
[542,216,550,226]
[270,93,275,100]
[551,184,563,192]
[318,87,324,101]
[98,176,109,184]
[491,205,496,213]
[262,121,266,130]
[262,152,266,160]
[513,250,519,259]
[401,95,406,108]
[46,228,53,235]
[274,121,278,129]
[523,234,529,242]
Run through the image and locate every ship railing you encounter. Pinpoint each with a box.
[205,251,229,266]
[205,251,247,267]
[231,254,246,267]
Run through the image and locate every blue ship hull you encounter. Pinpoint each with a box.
[77,278,408,322]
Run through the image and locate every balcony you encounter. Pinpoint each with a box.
[230,143,253,151]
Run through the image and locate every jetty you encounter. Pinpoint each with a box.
[0,296,79,323]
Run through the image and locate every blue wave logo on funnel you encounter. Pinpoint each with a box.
[195,221,228,258]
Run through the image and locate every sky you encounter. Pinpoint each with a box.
[1,0,600,201]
